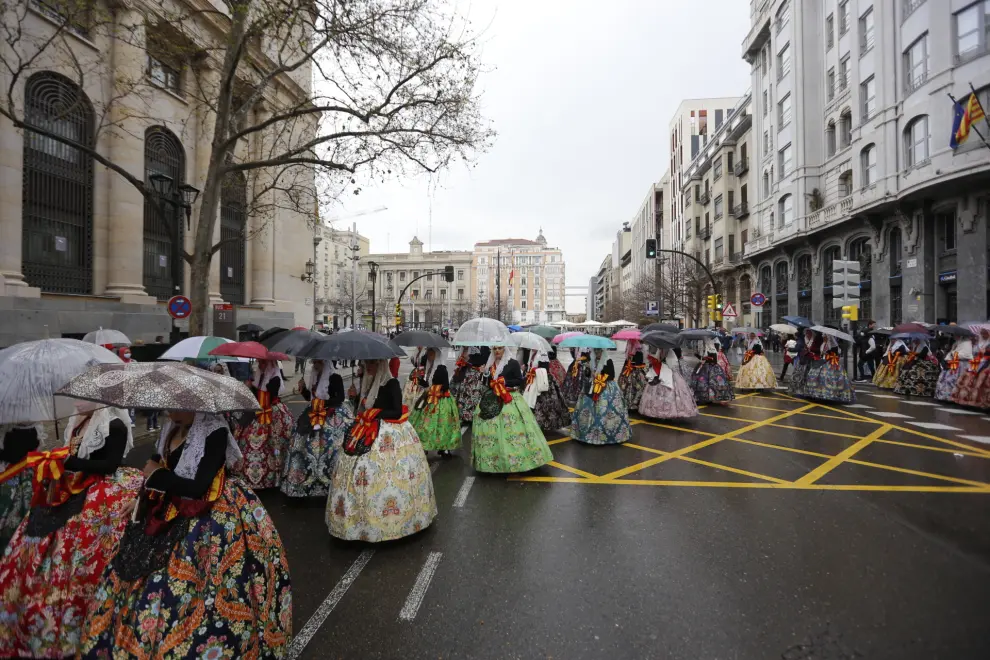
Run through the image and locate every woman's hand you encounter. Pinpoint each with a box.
[142,459,162,479]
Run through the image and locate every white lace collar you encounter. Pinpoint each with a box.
[64,406,133,459]
[157,413,243,480]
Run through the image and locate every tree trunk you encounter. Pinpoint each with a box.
[188,163,223,335]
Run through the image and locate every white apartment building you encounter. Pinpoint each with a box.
[743,0,990,325]
[314,225,369,329]
[628,174,670,290]
[472,231,566,324]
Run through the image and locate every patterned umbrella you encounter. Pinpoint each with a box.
[56,362,259,413]
[81,328,131,346]
[0,339,122,424]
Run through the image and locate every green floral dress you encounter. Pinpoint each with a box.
[410,388,462,451]
[472,392,553,473]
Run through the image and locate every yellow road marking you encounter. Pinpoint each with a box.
[794,410,879,423]
[795,424,891,485]
[599,403,817,480]
[547,437,572,446]
[874,438,990,459]
[729,437,832,459]
[768,423,861,439]
[700,412,758,422]
[732,402,808,413]
[547,461,597,479]
[845,457,990,488]
[631,419,717,436]
[623,443,788,483]
[507,475,990,492]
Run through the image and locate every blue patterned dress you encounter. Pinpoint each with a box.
[571,361,632,445]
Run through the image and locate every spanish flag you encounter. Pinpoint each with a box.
[950,92,986,149]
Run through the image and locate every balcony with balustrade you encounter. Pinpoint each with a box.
[732,202,749,219]
[699,190,711,206]
[734,157,749,177]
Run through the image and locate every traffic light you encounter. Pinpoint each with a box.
[443,265,454,282]
[645,239,657,259]
[714,294,723,311]
[706,295,716,310]
[395,303,402,327]
[841,305,859,322]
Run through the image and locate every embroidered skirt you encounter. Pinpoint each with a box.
[691,361,735,405]
[618,367,648,410]
[638,373,700,420]
[0,467,33,552]
[561,369,588,408]
[280,404,355,498]
[327,420,437,542]
[788,360,811,397]
[472,393,554,473]
[547,359,566,386]
[935,362,965,402]
[410,396,462,452]
[893,359,942,398]
[872,359,901,389]
[803,360,856,403]
[451,369,485,422]
[233,401,293,490]
[735,355,778,390]
[717,351,734,382]
[571,381,632,445]
[79,478,292,659]
[0,468,143,659]
[402,378,424,410]
[532,378,572,433]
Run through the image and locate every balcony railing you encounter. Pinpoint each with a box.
[732,202,750,219]
[734,157,749,176]
[728,251,744,264]
[902,0,925,22]
[700,227,712,240]
[904,70,928,94]
[699,190,711,205]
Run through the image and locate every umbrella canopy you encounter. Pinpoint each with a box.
[809,325,854,342]
[576,320,603,327]
[782,315,813,328]
[236,323,264,333]
[679,329,716,340]
[869,327,893,336]
[298,331,404,361]
[641,331,681,350]
[558,334,616,350]
[552,320,576,327]
[643,323,679,333]
[56,362,258,413]
[507,332,552,352]
[0,339,122,424]
[552,331,583,344]
[731,327,763,336]
[606,319,637,327]
[891,332,930,341]
[82,328,131,346]
[207,341,288,361]
[257,326,288,343]
[892,322,930,335]
[260,328,323,356]
[769,323,798,335]
[160,336,235,361]
[390,330,451,349]
[506,324,523,332]
[452,318,511,347]
[933,325,974,337]
[611,328,641,341]
[528,325,560,340]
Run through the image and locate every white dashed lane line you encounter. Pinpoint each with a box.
[959,436,990,445]
[902,400,940,406]
[844,404,874,409]
[906,422,962,431]
[399,551,443,621]
[937,408,984,416]
[869,411,914,419]
[452,476,476,508]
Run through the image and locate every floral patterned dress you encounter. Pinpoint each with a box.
[803,351,856,403]
[532,372,572,433]
[451,366,486,423]
[0,426,39,551]
[690,357,735,404]
[410,386,462,452]
[935,351,968,402]
[735,345,778,390]
[233,378,293,489]
[617,357,648,411]
[547,358,566,386]
[280,402,355,498]
[951,348,989,409]
[893,353,942,398]
[560,357,589,407]
[571,363,632,445]
[638,356,700,420]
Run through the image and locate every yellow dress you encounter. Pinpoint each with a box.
[735,349,778,390]
[872,352,903,389]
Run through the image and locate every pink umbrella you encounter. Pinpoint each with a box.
[552,332,583,344]
[611,329,641,341]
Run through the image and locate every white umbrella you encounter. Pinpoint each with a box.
[577,320,603,327]
[769,323,798,335]
[810,325,854,343]
[553,320,576,327]
[607,319,637,327]
[160,336,245,361]
[452,318,511,347]
[507,331,552,352]
[0,339,122,424]
[82,328,131,346]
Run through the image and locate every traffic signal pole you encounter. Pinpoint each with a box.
[395,266,455,330]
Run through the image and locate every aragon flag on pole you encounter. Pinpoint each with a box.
[950,92,986,149]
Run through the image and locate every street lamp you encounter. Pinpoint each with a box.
[368,260,380,332]
[302,258,315,281]
[312,235,322,327]
[148,172,200,294]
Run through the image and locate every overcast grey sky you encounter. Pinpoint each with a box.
[332,0,750,313]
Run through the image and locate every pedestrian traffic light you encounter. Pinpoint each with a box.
[443,265,454,282]
[645,239,657,259]
[841,305,859,322]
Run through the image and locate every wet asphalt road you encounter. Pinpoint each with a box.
[125,352,990,659]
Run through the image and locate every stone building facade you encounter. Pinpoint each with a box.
[0,0,317,346]
[472,232,567,324]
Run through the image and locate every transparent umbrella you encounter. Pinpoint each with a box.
[0,338,122,424]
[452,318,511,346]
[507,332,552,352]
[82,328,131,346]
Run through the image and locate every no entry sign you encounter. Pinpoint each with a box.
[750,292,767,307]
[168,295,192,319]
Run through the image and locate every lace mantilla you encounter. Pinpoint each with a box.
[63,406,133,459]
[157,413,242,480]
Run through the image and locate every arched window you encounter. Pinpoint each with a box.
[860,144,877,186]
[759,266,772,296]
[21,72,95,294]
[797,254,812,290]
[143,127,186,300]
[220,172,247,304]
[889,227,903,324]
[763,171,770,199]
[904,115,929,167]
[822,245,841,324]
[778,194,794,225]
[774,261,789,322]
[826,121,836,157]
[849,237,872,321]
[838,169,853,198]
[739,274,752,316]
[839,109,852,148]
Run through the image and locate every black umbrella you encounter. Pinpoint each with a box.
[258,326,288,343]
[237,323,264,333]
[390,330,450,349]
[679,329,715,340]
[260,328,322,356]
[298,331,404,361]
[935,325,975,337]
[643,323,679,333]
[641,330,681,350]
[869,327,893,336]
[782,315,813,328]
[892,322,930,335]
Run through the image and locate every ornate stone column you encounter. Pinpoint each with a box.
[249,103,275,307]
[0,111,37,296]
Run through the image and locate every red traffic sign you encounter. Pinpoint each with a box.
[721,302,738,318]
[750,292,767,307]
[168,295,192,319]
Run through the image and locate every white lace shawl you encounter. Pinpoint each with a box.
[748,337,763,351]
[157,413,242,480]
[952,338,974,361]
[359,359,392,411]
[484,349,511,379]
[308,360,334,400]
[253,359,281,391]
[63,406,133,459]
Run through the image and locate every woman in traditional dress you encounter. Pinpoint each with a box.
[893,338,942,398]
[716,342,734,383]
[281,372,354,497]
[451,346,489,425]
[327,359,437,542]
[560,348,590,407]
[233,358,292,489]
[690,338,735,405]
[638,347,700,420]
[79,411,292,657]
[872,337,907,389]
[952,327,990,408]
[403,347,437,409]
[803,335,855,403]
[935,333,974,402]
[0,423,43,551]
[571,349,632,445]
[547,348,566,386]
[735,333,778,390]
[525,350,571,433]
[410,364,461,456]
[617,340,648,411]
[0,402,142,658]
[788,329,814,397]
[471,346,554,473]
